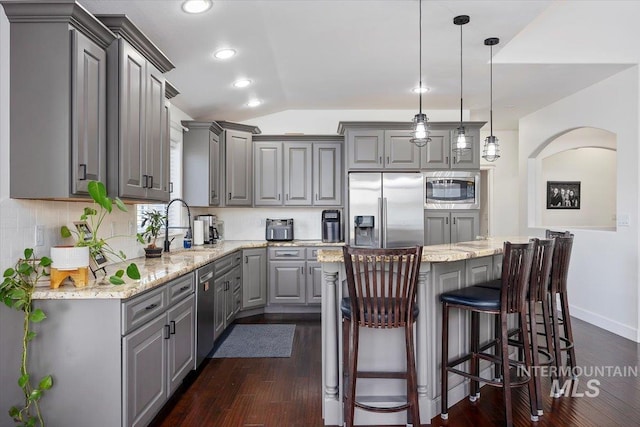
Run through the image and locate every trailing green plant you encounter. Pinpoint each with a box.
[1,248,53,427]
[137,209,166,249]
[60,181,140,285]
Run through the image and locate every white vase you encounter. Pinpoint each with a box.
[50,246,90,271]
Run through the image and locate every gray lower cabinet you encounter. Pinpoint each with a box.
[242,248,268,309]
[30,273,194,427]
[182,121,224,207]
[4,3,114,199]
[267,247,332,305]
[213,252,242,340]
[424,211,480,245]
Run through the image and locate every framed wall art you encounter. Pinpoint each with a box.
[546,181,580,209]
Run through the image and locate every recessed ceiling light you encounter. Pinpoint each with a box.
[214,48,236,60]
[412,86,430,94]
[182,0,212,14]
[247,99,262,108]
[233,79,252,88]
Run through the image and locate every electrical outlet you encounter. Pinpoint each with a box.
[617,213,630,227]
[34,225,44,247]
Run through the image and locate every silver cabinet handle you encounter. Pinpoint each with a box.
[148,175,153,188]
[142,174,148,188]
[379,156,382,164]
[245,256,248,263]
[79,164,87,181]
[164,325,170,339]
[278,194,281,201]
[170,320,176,335]
[229,192,232,199]
[453,217,456,225]
[382,198,388,248]
[386,156,390,164]
[446,217,449,225]
[145,303,158,311]
[445,156,449,165]
[170,182,174,193]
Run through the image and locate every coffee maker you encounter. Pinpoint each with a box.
[321,210,342,243]
[195,214,217,244]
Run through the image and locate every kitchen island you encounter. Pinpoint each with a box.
[317,237,530,426]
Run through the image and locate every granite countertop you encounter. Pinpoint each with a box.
[316,236,532,263]
[33,240,343,301]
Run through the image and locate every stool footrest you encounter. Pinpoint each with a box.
[446,366,531,388]
[357,371,407,379]
[354,401,410,413]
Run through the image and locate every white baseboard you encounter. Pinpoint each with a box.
[570,304,638,342]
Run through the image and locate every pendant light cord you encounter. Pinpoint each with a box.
[418,0,422,114]
[490,43,493,137]
[460,22,463,126]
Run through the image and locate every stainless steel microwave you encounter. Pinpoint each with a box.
[424,171,480,209]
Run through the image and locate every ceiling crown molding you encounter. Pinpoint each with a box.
[165,81,180,99]
[215,121,262,135]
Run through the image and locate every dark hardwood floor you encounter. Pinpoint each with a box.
[150,314,639,427]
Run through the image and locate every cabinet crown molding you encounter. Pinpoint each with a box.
[95,14,175,73]
[215,121,262,135]
[1,1,116,48]
[182,120,223,135]
[337,121,487,135]
[253,135,343,143]
[165,81,180,99]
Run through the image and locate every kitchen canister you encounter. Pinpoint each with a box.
[193,220,204,245]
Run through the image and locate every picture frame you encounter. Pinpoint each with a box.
[546,181,580,210]
[73,221,109,275]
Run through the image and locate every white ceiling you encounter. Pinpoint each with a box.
[80,0,630,129]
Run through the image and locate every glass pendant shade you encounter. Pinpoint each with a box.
[455,126,468,151]
[483,135,500,162]
[411,113,430,147]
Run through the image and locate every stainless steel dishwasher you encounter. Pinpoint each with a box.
[196,261,215,368]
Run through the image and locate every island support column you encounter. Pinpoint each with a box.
[322,261,342,426]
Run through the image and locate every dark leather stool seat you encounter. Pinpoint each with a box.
[439,286,500,309]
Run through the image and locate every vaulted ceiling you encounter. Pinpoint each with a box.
[80,0,630,129]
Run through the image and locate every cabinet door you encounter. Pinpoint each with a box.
[226,130,253,206]
[254,142,282,206]
[421,130,451,169]
[224,271,236,325]
[313,142,342,206]
[145,62,168,201]
[269,261,306,304]
[450,211,479,244]
[72,30,106,195]
[213,275,226,341]
[242,248,267,309]
[465,256,494,286]
[425,211,451,246]
[284,142,312,205]
[384,130,420,169]
[122,315,167,427]
[209,132,220,205]
[347,130,384,170]
[306,261,323,305]
[450,129,480,170]
[167,296,195,396]
[118,41,147,199]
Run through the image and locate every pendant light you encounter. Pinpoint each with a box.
[453,15,470,155]
[410,0,430,147]
[482,37,500,162]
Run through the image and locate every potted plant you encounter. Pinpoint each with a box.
[137,209,166,258]
[60,181,140,285]
[1,248,53,426]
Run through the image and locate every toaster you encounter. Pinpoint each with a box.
[265,218,294,241]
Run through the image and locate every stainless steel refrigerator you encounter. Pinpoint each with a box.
[348,172,424,248]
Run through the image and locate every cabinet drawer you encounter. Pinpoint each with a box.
[167,273,194,306]
[122,286,167,335]
[269,247,305,260]
[214,254,234,277]
[232,251,242,267]
[307,247,339,261]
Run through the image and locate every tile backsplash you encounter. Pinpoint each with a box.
[0,198,142,273]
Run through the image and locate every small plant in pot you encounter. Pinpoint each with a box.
[60,181,140,285]
[1,248,53,426]
[137,209,166,258]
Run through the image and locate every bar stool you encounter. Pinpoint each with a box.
[341,245,423,427]
[545,231,576,392]
[440,241,538,426]
[474,238,556,415]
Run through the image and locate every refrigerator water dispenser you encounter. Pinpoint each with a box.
[354,215,375,247]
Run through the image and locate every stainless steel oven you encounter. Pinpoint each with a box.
[424,171,480,209]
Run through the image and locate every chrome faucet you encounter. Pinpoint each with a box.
[164,198,192,252]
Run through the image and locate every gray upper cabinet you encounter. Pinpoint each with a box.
[4,3,115,199]
[313,142,342,206]
[254,142,283,206]
[253,136,343,207]
[224,128,254,206]
[340,122,485,172]
[99,15,174,202]
[346,129,384,169]
[183,121,223,207]
[384,130,421,169]
[284,142,313,205]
